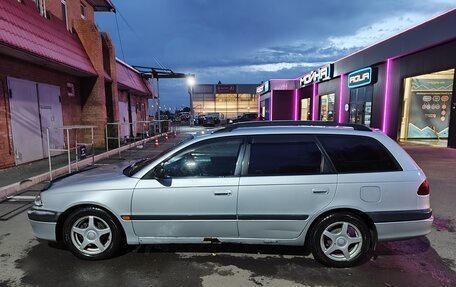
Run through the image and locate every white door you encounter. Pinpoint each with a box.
[8,77,43,164]
[132,138,243,240]
[118,101,129,139]
[38,83,64,157]
[238,135,337,239]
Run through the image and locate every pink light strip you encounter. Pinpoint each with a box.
[257,94,261,115]
[382,59,392,133]
[312,83,318,120]
[270,90,274,121]
[294,89,299,121]
[338,74,345,123]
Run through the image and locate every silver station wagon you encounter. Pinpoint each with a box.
[28,121,432,267]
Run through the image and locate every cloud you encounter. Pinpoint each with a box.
[327,12,431,50]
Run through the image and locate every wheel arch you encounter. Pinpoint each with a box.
[304,208,378,249]
[55,204,127,243]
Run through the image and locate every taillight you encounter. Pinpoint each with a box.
[417,179,430,196]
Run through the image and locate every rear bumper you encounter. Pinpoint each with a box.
[376,216,433,241]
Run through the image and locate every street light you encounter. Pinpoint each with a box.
[187,75,196,126]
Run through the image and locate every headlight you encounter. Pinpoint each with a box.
[34,194,43,207]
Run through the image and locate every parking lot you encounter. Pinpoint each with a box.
[0,129,455,287]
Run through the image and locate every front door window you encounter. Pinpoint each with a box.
[162,138,242,178]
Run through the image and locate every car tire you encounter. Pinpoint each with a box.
[309,212,371,268]
[63,207,124,260]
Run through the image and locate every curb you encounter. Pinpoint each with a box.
[0,133,170,200]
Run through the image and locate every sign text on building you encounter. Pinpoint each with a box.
[299,64,333,87]
[348,67,373,88]
[216,84,237,94]
[256,81,270,94]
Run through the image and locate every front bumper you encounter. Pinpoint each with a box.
[28,208,60,241]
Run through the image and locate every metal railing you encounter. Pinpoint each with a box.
[105,120,174,156]
[47,125,95,180]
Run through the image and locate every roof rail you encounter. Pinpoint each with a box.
[214,120,372,133]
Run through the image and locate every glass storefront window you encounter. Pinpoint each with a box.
[319,93,335,121]
[193,93,215,116]
[400,69,454,144]
[194,93,257,119]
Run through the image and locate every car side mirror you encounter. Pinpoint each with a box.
[154,164,166,179]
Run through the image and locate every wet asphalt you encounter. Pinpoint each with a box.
[1,131,456,287]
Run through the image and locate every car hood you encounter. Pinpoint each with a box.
[48,161,139,193]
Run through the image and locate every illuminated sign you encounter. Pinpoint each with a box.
[216,84,237,94]
[348,67,372,88]
[299,64,333,87]
[256,81,270,94]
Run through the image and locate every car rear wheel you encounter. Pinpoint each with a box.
[310,212,371,267]
[63,207,123,260]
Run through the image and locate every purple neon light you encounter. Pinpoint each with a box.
[270,90,274,121]
[257,94,261,116]
[382,59,392,133]
[312,83,318,120]
[338,74,344,123]
[294,89,299,120]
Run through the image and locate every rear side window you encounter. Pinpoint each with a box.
[318,135,401,173]
[247,136,324,176]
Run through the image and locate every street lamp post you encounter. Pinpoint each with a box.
[187,75,196,126]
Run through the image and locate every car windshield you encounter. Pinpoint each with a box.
[123,135,193,177]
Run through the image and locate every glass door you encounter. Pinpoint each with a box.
[349,85,373,127]
[300,98,311,120]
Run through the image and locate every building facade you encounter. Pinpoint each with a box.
[0,0,153,168]
[192,84,258,119]
[258,9,456,148]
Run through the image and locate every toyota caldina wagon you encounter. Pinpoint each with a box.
[28,121,432,267]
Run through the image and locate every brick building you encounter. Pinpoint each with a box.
[0,0,153,168]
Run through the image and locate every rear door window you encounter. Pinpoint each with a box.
[318,135,401,173]
[246,135,328,176]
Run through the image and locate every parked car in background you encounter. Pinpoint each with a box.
[203,116,216,126]
[229,112,258,124]
[28,121,432,267]
[195,114,206,126]
[176,112,191,122]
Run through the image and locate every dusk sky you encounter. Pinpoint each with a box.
[95,0,455,110]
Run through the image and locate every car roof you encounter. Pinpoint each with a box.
[215,121,371,133]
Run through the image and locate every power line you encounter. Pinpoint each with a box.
[115,7,168,70]
[114,12,126,61]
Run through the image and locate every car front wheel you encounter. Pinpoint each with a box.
[310,212,371,267]
[63,207,123,260]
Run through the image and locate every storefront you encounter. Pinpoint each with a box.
[257,9,456,148]
[258,79,296,120]
[192,84,258,120]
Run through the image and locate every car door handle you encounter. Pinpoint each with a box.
[312,188,329,194]
[214,191,232,196]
